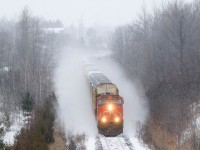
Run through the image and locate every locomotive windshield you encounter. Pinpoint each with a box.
[98,100,108,105]
[98,99,122,106]
[113,99,122,105]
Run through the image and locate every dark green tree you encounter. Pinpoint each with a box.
[3,111,11,131]
[14,93,57,149]
[21,92,34,112]
[43,93,56,143]
[0,126,4,149]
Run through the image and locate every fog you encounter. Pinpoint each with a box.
[54,48,148,139]
[0,0,192,27]
[54,48,97,136]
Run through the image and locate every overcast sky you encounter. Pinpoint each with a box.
[0,0,193,27]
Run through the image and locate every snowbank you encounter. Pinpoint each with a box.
[0,112,26,146]
[130,137,149,150]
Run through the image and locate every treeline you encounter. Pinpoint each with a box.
[0,7,62,112]
[0,7,65,148]
[111,1,200,149]
[0,6,106,148]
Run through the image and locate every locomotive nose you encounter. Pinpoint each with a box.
[100,112,122,124]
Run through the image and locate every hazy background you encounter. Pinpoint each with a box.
[0,0,193,27]
[0,0,199,149]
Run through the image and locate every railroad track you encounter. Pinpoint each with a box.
[117,137,126,150]
[99,135,132,150]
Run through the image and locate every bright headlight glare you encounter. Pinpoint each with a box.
[108,104,113,111]
[115,117,120,122]
[101,117,106,123]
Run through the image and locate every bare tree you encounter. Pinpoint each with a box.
[110,1,200,149]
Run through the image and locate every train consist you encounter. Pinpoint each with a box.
[86,65,124,136]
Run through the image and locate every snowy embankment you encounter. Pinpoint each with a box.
[89,134,149,150]
[130,137,149,150]
[0,111,26,146]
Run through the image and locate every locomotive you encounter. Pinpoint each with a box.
[86,65,124,136]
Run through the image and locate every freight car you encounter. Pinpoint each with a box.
[86,65,124,136]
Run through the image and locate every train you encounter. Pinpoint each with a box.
[86,65,124,136]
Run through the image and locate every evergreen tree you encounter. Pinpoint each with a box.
[3,111,11,131]
[14,93,56,149]
[43,93,56,143]
[0,126,4,149]
[21,92,34,112]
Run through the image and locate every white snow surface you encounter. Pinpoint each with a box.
[197,116,200,128]
[100,136,130,150]
[85,136,96,150]
[94,134,149,150]
[130,137,149,150]
[3,121,23,145]
[0,67,10,72]
[181,102,200,144]
[1,112,26,145]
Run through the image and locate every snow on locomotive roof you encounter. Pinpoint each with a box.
[87,70,102,76]
[87,71,113,87]
[85,64,113,87]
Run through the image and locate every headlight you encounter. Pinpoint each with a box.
[101,117,107,123]
[108,104,113,111]
[114,117,120,123]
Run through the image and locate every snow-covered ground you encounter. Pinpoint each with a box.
[0,111,26,146]
[88,134,149,150]
[86,136,96,150]
[130,137,149,150]
[181,102,200,144]
[100,136,130,150]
